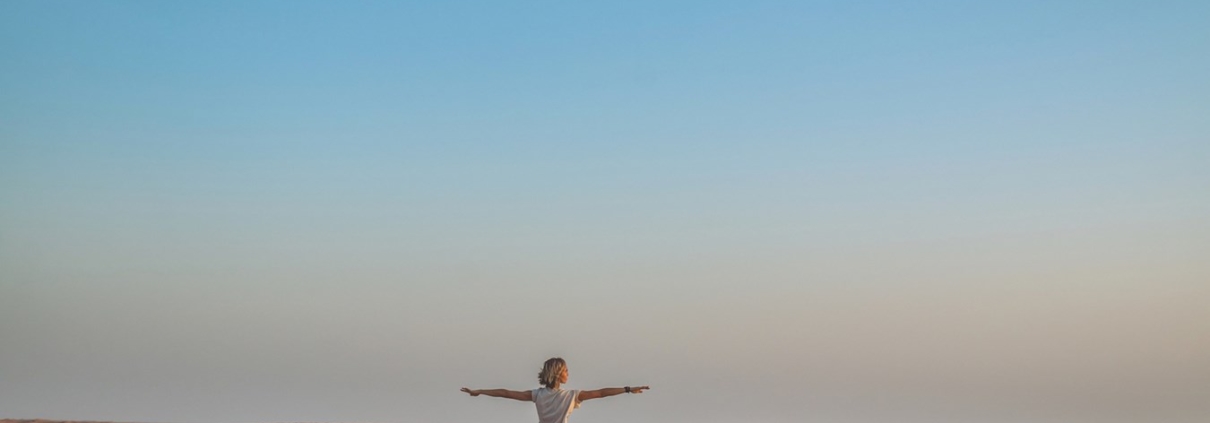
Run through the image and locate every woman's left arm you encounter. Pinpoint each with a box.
[461,387,533,401]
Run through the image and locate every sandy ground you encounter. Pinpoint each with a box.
[2,421,147,423]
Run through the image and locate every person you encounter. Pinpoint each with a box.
[460,357,650,423]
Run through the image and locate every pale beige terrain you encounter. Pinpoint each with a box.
[3,421,144,423]
[2,420,162,423]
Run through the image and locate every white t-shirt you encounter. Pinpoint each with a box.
[531,387,581,423]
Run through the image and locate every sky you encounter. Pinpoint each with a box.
[1,1,1208,422]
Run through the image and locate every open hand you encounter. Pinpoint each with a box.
[460,387,480,396]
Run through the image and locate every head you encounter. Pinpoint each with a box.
[537,357,569,388]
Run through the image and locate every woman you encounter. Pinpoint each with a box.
[460,357,650,423]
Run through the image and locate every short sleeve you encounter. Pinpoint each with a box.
[571,390,581,409]
[531,388,539,402]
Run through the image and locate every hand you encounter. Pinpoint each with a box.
[461,387,480,396]
[629,385,650,394]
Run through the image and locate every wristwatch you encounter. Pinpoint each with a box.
[624,386,631,393]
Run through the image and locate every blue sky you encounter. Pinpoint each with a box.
[2,2,1208,423]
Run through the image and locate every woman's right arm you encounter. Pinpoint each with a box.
[578,385,649,402]
[461,387,533,401]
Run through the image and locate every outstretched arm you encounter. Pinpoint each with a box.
[461,387,533,401]
[577,385,649,402]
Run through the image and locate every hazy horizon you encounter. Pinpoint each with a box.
[2,1,1207,423]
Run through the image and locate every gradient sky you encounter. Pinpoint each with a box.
[2,1,1208,423]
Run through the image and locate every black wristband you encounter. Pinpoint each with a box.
[625,386,631,393]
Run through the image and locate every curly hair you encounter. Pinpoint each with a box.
[537,357,567,388]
